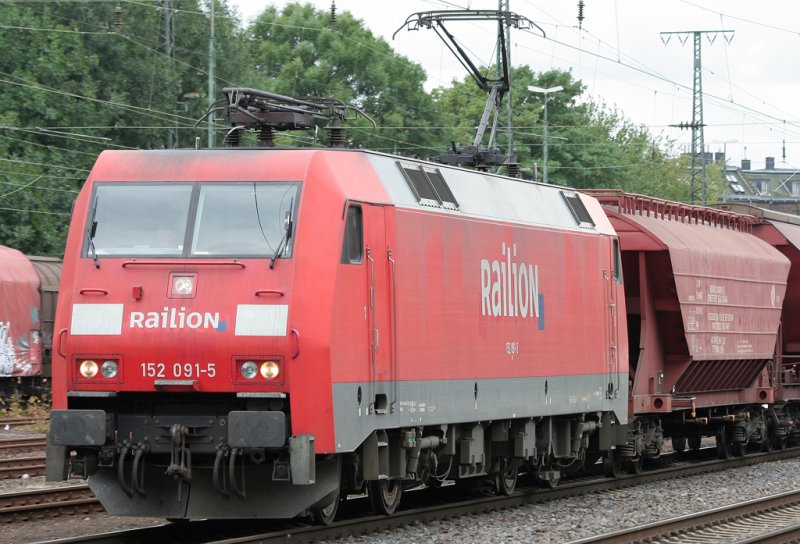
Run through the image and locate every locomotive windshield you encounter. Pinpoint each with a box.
[85,182,300,258]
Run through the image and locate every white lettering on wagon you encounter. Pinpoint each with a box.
[480,242,545,329]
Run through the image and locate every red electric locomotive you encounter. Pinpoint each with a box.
[47,89,629,521]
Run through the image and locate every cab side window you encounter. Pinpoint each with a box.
[341,206,363,264]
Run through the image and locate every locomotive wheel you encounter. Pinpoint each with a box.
[671,436,687,453]
[626,456,643,475]
[495,459,518,496]
[560,447,586,478]
[773,433,788,451]
[541,469,560,489]
[369,479,403,515]
[584,450,602,469]
[310,488,341,526]
[603,450,621,478]
[731,442,747,457]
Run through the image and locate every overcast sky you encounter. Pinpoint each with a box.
[229,0,800,171]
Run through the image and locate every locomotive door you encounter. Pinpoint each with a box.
[605,237,622,398]
[363,204,394,414]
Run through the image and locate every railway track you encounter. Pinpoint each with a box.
[0,417,45,428]
[22,447,800,544]
[568,489,800,543]
[0,436,46,456]
[0,434,48,479]
[0,454,46,479]
[0,485,101,523]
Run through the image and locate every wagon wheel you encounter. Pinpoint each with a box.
[603,449,621,478]
[773,432,788,451]
[310,487,341,526]
[369,479,403,515]
[687,432,702,452]
[671,436,687,453]
[715,426,732,459]
[760,431,774,452]
[495,459,518,496]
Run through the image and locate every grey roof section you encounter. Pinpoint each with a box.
[367,153,607,233]
[27,256,62,293]
[724,164,800,204]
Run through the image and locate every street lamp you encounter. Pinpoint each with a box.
[711,139,737,203]
[528,85,563,183]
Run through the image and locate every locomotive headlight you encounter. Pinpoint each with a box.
[100,360,119,379]
[260,361,280,380]
[172,276,194,296]
[240,361,258,380]
[79,360,99,379]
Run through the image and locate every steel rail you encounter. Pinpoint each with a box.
[25,447,800,544]
[566,489,800,544]
[1,485,101,523]
[0,436,46,457]
[0,417,44,427]
[0,455,46,479]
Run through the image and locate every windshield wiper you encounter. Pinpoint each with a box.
[88,198,100,269]
[269,198,294,270]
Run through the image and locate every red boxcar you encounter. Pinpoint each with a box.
[0,246,43,381]
[48,148,628,520]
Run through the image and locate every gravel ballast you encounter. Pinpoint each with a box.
[2,455,800,544]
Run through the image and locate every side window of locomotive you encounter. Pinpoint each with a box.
[613,238,622,284]
[398,163,459,210]
[341,206,363,264]
[561,191,595,229]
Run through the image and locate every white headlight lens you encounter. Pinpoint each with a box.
[79,360,99,379]
[173,276,194,295]
[241,361,258,379]
[101,360,118,378]
[260,361,280,380]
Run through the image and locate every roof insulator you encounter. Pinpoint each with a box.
[114,4,123,29]
[329,1,337,24]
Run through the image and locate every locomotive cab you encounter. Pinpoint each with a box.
[48,149,354,519]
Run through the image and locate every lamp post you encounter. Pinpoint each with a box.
[711,139,737,203]
[528,85,563,183]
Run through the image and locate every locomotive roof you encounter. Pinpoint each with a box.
[87,147,615,237]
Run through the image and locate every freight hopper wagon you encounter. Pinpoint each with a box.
[585,191,790,466]
[722,204,800,445]
[47,147,629,522]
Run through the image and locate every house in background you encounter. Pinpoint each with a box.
[724,156,800,214]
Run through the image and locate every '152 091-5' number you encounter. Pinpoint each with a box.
[140,362,216,378]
